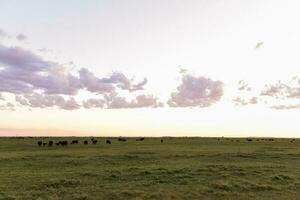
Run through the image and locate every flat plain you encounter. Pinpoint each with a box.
[0,137,299,200]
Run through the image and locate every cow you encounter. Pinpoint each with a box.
[246,138,253,142]
[48,141,53,147]
[84,140,88,145]
[55,142,60,146]
[38,141,42,147]
[136,138,145,141]
[71,140,79,144]
[60,141,68,146]
[161,139,163,143]
[118,138,127,142]
[92,140,97,144]
[106,140,111,144]
[43,142,47,146]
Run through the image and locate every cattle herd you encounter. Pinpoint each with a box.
[37,137,149,147]
[36,137,297,147]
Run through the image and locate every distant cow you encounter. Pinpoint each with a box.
[118,138,127,142]
[48,141,53,147]
[71,140,79,144]
[161,139,163,143]
[38,141,42,147]
[92,140,98,144]
[55,142,60,146]
[84,140,88,145]
[246,138,253,142]
[43,142,47,146]
[106,140,111,144]
[136,138,145,141]
[60,141,68,146]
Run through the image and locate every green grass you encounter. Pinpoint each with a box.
[0,137,299,200]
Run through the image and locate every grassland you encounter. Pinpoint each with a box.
[0,137,299,200]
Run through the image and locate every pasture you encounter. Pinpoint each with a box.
[0,137,299,200]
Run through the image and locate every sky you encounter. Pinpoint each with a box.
[0,0,299,137]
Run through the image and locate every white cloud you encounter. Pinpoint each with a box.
[168,74,223,107]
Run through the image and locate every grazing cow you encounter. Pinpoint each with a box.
[71,140,79,144]
[55,142,60,146]
[59,141,68,146]
[106,140,111,144]
[48,141,53,147]
[246,138,253,142]
[38,141,42,147]
[118,138,127,142]
[84,140,88,145]
[136,138,145,141]
[92,140,98,144]
[161,139,163,143]
[43,142,47,146]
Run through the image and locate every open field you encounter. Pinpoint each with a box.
[0,137,299,200]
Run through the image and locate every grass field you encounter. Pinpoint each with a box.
[0,137,299,200]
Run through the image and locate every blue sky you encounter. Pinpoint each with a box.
[0,0,299,137]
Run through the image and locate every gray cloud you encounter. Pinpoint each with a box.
[0,43,156,110]
[106,93,163,109]
[233,96,258,106]
[16,34,28,41]
[82,98,106,109]
[79,69,147,93]
[0,102,15,111]
[271,104,300,110]
[238,80,252,91]
[261,77,300,99]
[167,75,223,107]
[0,29,9,38]
[0,93,5,101]
[15,93,80,110]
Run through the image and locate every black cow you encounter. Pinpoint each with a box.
[48,141,53,147]
[71,140,79,144]
[84,140,88,145]
[106,140,111,144]
[246,138,253,142]
[92,140,98,144]
[60,141,68,146]
[118,138,127,142]
[43,142,47,146]
[161,139,163,143]
[136,138,145,141]
[38,141,42,147]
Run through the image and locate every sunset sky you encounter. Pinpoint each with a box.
[0,0,299,137]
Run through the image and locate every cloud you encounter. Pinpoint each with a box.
[260,77,300,99]
[0,44,84,95]
[106,93,163,109]
[0,43,157,110]
[233,96,258,106]
[16,34,28,41]
[0,102,15,111]
[82,98,106,109]
[167,74,223,107]
[79,69,148,93]
[15,93,80,110]
[249,97,258,104]
[237,80,252,91]
[0,29,9,38]
[271,104,300,110]
[0,93,5,101]
[79,68,115,94]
